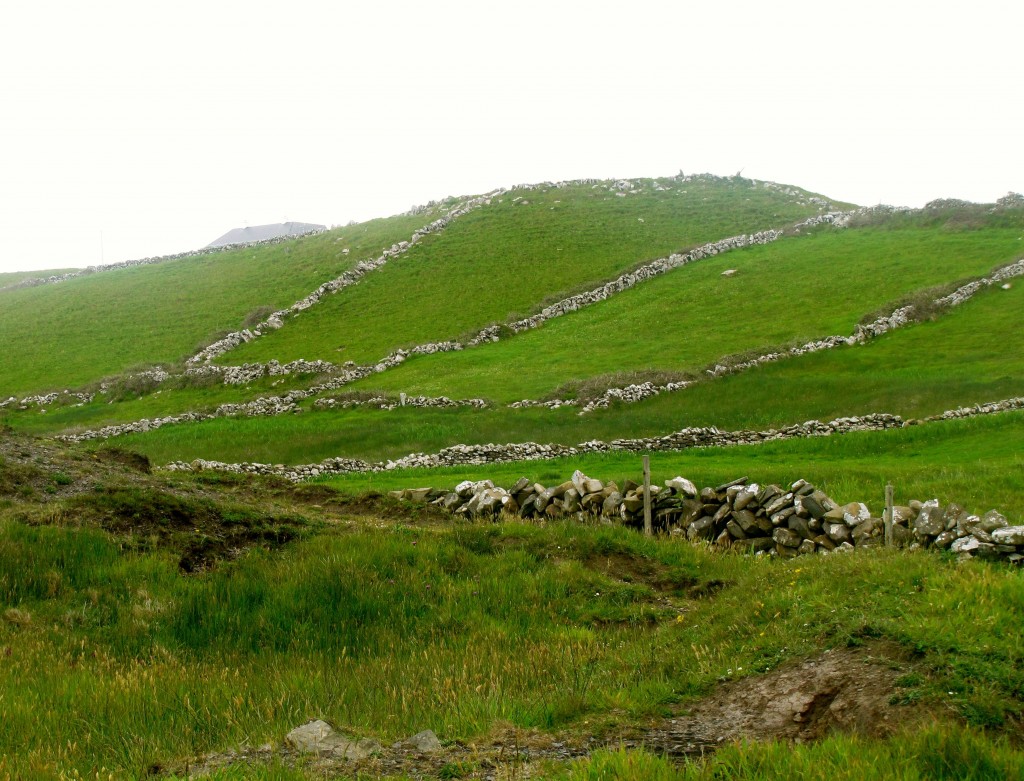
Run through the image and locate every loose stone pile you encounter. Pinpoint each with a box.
[1,390,94,410]
[395,471,1023,564]
[221,359,339,385]
[579,381,690,414]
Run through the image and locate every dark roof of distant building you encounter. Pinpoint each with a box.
[206,221,326,248]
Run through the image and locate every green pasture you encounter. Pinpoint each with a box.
[223,177,831,368]
[0,211,433,398]
[0,268,78,289]
[11,214,1022,444]
[315,410,1024,521]
[2,497,1023,777]
[353,224,1024,402]
[98,277,1024,481]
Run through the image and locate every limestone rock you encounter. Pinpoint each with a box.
[979,510,1009,533]
[824,522,851,544]
[913,500,945,537]
[991,526,1024,546]
[285,720,382,759]
[951,536,980,554]
[773,527,801,548]
[395,729,442,753]
[666,476,698,498]
[842,502,871,526]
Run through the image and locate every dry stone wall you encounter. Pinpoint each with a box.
[11,175,838,415]
[515,256,1024,415]
[313,394,487,411]
[165,411,912,480]
[1,390,93,411]
[398,471,1022,564]
[186,190,509,365]
[155,397,1024,484]
[32,250,1024,439]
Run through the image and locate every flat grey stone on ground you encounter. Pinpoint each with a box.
[285,720,382,759]
[393,729,443,753]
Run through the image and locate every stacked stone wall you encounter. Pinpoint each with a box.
[400,471,1022,564]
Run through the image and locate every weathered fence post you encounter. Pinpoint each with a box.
[643,455,652,536]
[400,392,406,407]
[884,482,894,547]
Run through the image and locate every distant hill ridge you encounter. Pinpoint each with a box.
[206,221,326,248]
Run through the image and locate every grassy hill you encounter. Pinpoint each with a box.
[77,280,1024,476]
[1,186,1022,477]
[220,177,837,367]
[351,219,1024,402]
[2,176,1024,779]
[0,210,437,398]
[0,268,78,289]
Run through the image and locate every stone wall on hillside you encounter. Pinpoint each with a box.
[186,189,511,366]
[313,394,487,411]
[512,256,1024,415]
[186,174,838,366]
[393,471,1023,564]
[8,176,839,413]
[154,397,1024,484]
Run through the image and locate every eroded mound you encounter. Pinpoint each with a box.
[644,642,915,756]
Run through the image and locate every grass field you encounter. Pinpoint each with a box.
[0,268,77,288]
[5,371,326,438]
[351,223,1024,402]
[221,177,834,368]
[0,211,435,398]
[2,477,1022,778]
[95,274,1024,477]
[9,212,1021,446]
[315,410,1024,520]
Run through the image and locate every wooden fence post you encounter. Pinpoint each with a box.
[884,482,894,547]
[643,455,652,536]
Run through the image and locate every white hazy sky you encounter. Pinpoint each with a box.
[1,0,1021,273]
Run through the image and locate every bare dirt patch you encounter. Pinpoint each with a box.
[638,641,919,757]
[584,550,700,594]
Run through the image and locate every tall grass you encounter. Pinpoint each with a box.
[2,510,1023,778]
[553,726,1024,780]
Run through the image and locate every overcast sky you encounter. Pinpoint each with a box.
[1,0,1021,273]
